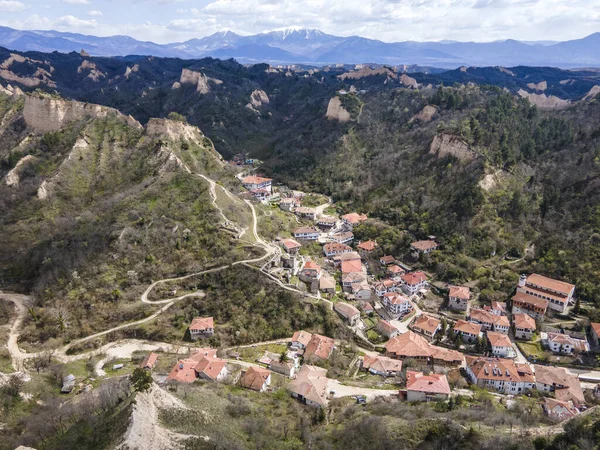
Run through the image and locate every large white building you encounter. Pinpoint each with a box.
[465,357,535,395]
[517,273,575,314]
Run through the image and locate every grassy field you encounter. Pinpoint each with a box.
[517,341,546,360]
[226,343,289,364]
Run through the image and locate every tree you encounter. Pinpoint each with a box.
[131,368,153,392]
[279,350,289,364]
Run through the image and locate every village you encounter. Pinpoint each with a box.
[113,168,600,425]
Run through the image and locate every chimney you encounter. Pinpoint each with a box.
[519,274,527,288]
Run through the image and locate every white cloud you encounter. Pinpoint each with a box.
[60,0,91,4]
[87,9,102,16]
[54,15,98,29]
[0,0,27,12]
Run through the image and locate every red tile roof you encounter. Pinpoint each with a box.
[323,243,352,254]
[357,240,377,251]
[534,365,585,406]
[292,331,313,347]
[140,352,158,369]
[406,371,450,395]
[526,274,575,296]
[388,265,405,274]
[591,322,600,337]
[453,319,481,336]
[341,259,363,274]
[401,271,427,286]
[380,255,395,264]
[242,175,272,184]
[385,331,463,364]
[240,366,271,391]
[334,302,360,320]
[377,320,399,336]
[280,239,301,251]
[341,213,368,224]
[304,334,335,361]
[189,316,214,332]
[288,365,329,407]
[513,313,536,330]
[382,292,411,305]
[467,357,534,383]
[512,291,549,311]
[363,355,402,373]
[412,315,441,335]
[449,285,470,300]
[303,261,322,272]
[487,331,512,348]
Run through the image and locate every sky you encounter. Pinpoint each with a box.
[0,0,598,44]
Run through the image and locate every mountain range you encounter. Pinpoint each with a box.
[1,26,600,68]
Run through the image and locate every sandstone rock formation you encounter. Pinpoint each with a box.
[338,66,397,81]
[77,60,106,82]
[0,53,56,88]
[517,89,570,109]
[583,85,600,101]
[249,90,270,108]
[497,67,516,76]
[400,74,418,89]
[146,118,204,141]
[325,97,351,122]
[5,155,35,187]
[23,95,142,133]
[411,105,437,123]
[526,81,547,91]
[178,68,223,94]
[429,133,476,161]
[124,64,139,78]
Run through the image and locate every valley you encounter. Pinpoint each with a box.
[2,47,600,450]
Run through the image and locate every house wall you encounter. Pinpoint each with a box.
[406,390,449,402]
[515,328,534,340]
[449,297,468,311]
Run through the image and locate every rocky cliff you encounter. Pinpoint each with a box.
[325,97,351,122]
[23,95,142,133]
[429,133,476,161]
[176,69,223,94]
[517,89,570,109]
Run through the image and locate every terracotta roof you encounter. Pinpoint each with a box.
[469,309,509,328]
[294,226,320,235]
[591,322,600,336]
[411,240,439,251]
[240,366,271,391]
[292,331,313,347]
[333,252,361,263]
[304,334,335,361]
[467,357,534,383]
[380,255,395,264]
[413,315,441,335]
[319,274,336,290]
[194,356,227,380]
[401,271,427,286]
[449,285,470,300]
[242,175,272,184]
[341,213,368,224]
[383,292,411,305]
[317,216,337,224]
[526,274,575,296]
[534,365,585,406]
[357,240,377,251]
[140,352,158,369]
[454,320,482,336]
[406,371,451,395]
[385,331,464,364]
[166,359,198,383]
[189,317,214,332]
[166,348,223,383]
[303,261,322,272]
[388,265,405,274]
[487,331,512,348]
[491,301,506,312]
[363,355,402,373]
[361,302,374,312]
[544,397,579,420]
[377,320,399,336]
[288,365,329,407]
[334,302,360,320]
[280,239,301,251]
[343,272,367,285]
[512,291,549,310]
[522,284,569,305]
[513,313,536,330]
[352,281,371,294]
[341,259,363,274]
[324,243,352,254]
[295,206,316,215]
[546,332,589,352]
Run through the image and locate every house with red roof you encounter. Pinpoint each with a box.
[357,240,377,257]
[512,291,548,321]
[384,331,464,369]
[189,317,214,340]
[410,240,439,255]
[279,239,301,255]
[341,213,368,230]
[377,320,400,339]
[293,227,320,240]
[323,242,352,258]
[412,315,441,339]
[535,365,585,407]
[300,260,322,282]
[166,348,227,383]
[448,286,470,311]
[387,265,405,280]
[513,313,537,340]
[487,331,516,358]
[453,320,482,343]
[362,355,403,377]
[382,292,412,319]
[334,302,360,326]
[291,331,313,349]
[591,322,600,346]
[140,353,158,370]
[242,175,272,192]
[331,231,354,244]
[517,273,575,314]
[304,334,335,363]
[240,366,272,392]
[543,398,580,422]
[316,216,337,228]
[400,271,428,295]
[466,356,535,395]
[288,365,329,408]
[341,259,363,275]
[379,255,395,266]
[468,308,510,334]
[406,371,451,402]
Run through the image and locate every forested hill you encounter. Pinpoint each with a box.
[3,47,600,306]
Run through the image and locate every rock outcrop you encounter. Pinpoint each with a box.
[400,74,419,89]
[5,155,35,187]
[517,89,570,109]
[146,118,204,142]
[411,105,437,123]
[497,67,516,76]
[77,60,106,82]
[124,64,139,78]
[177,69,223,94]
[429,133,476,161]
[338,66,397,81]
[582,85,600,101]
[0,53,56,88]
[249,89,269,108]
[23,95,142,133]
[526,81,547,91]
[325,97,351,122]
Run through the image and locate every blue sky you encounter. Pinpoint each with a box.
[0,0,598,44]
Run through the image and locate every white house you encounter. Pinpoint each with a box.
[400,271,428,295]
[453,320,482,343]
[406,371,451,402]
[487,331,516,358]
[465,356,535,395]
[188,317,214,340]
[240,367,272,392]
[242,175,273,192]
[293,227,320,240]
[382,292,412,318]
[448,286,470,311]
[513,313,536,340]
